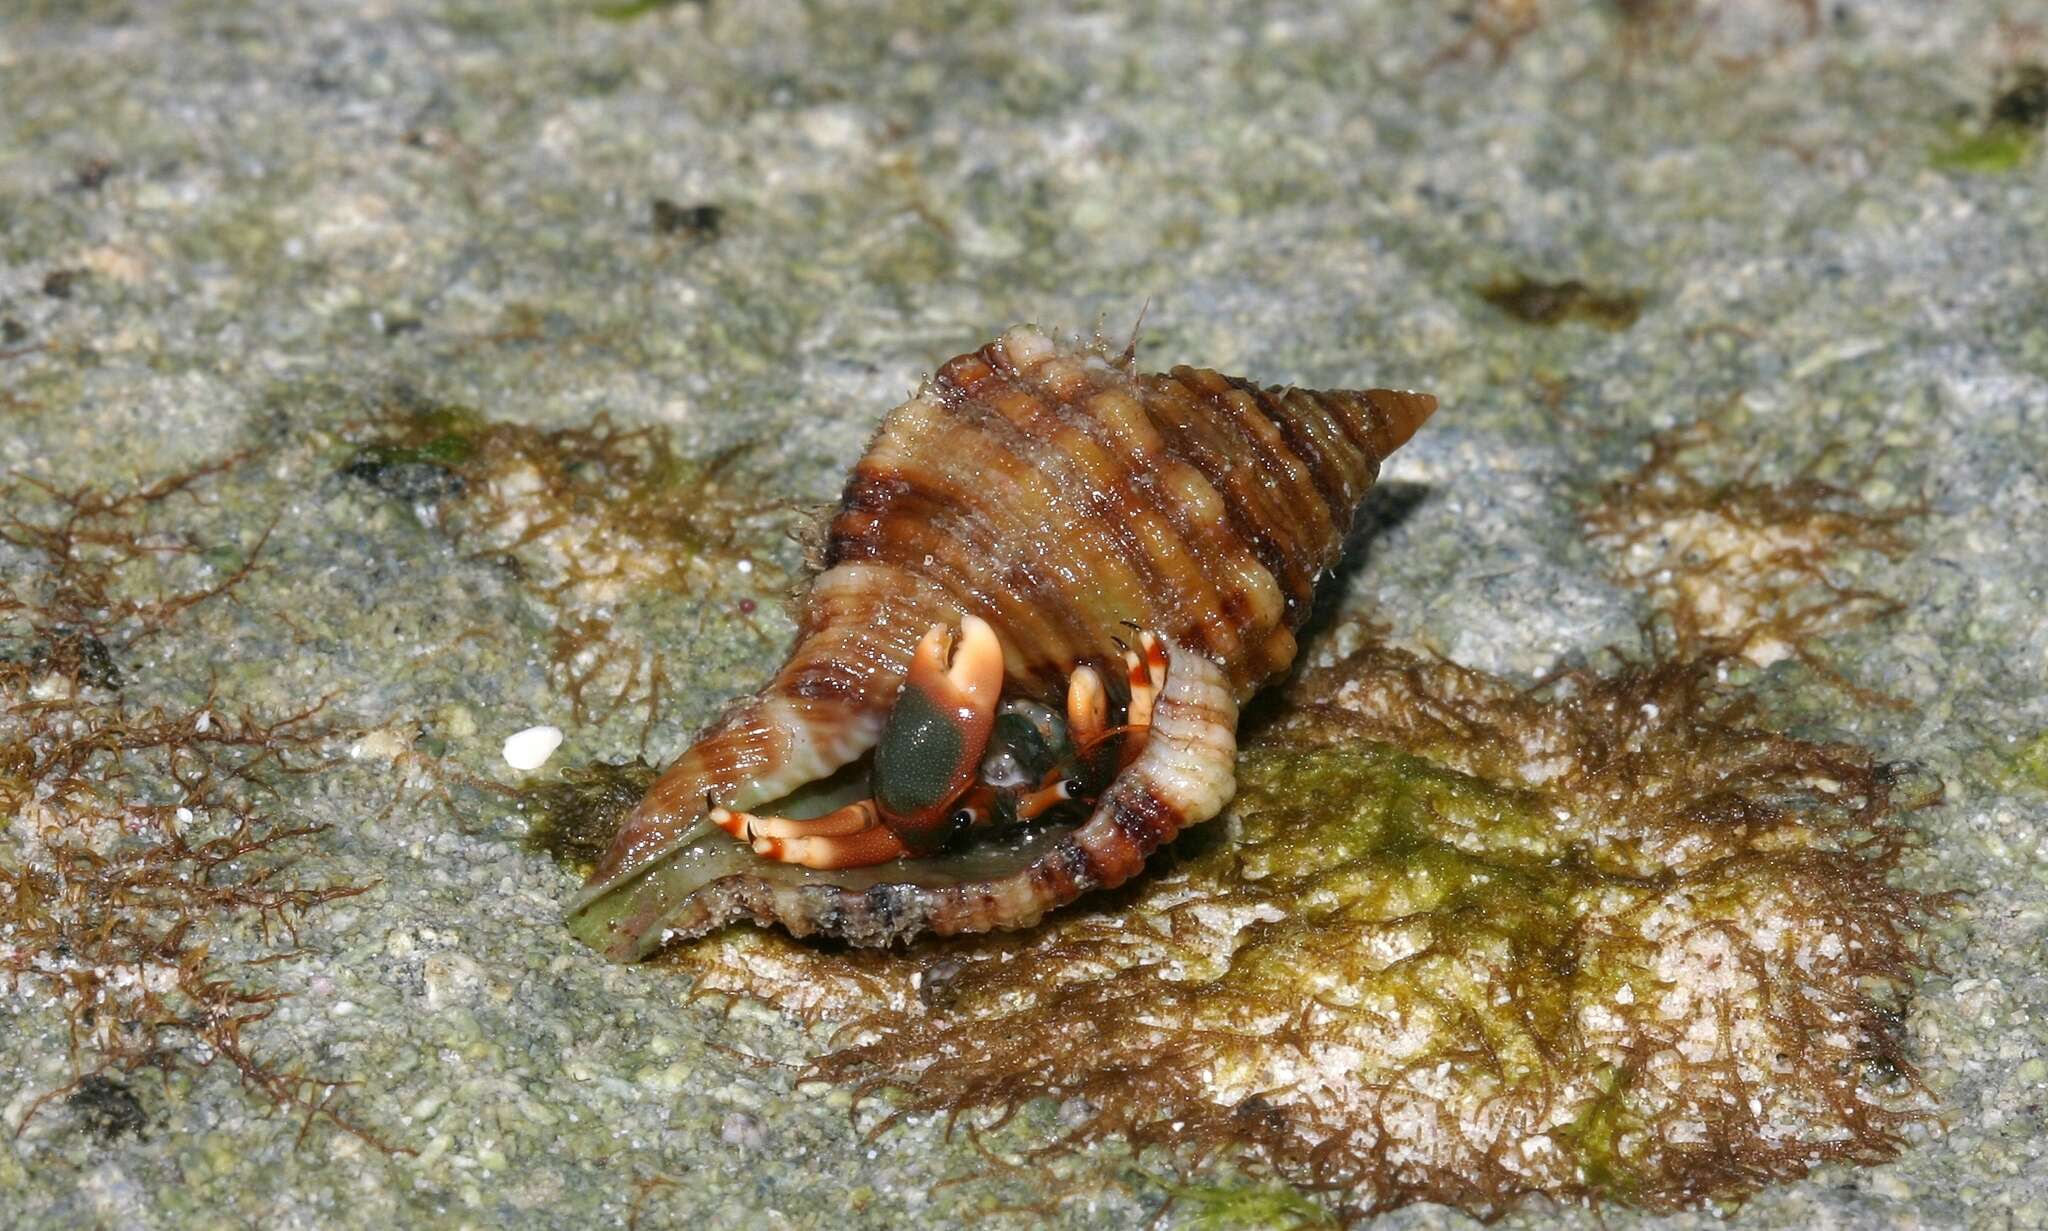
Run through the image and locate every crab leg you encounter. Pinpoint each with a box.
[1014,777,1075,820]
[951,772,1079,830]
[711,799,879,841]
[1124,630,1169,728]
[748,821,910,870]
[1118,629,1170,767]
[1065,664,1107,752]
[709,795,915,869]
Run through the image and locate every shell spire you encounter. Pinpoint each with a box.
[568,326,1436,958]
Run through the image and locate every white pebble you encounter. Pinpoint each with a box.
[502,725,564,771]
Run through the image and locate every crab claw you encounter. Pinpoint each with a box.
[871,614,1004,854]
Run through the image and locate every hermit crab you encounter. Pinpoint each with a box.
[567,326,1435,960]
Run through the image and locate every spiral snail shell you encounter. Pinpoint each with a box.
[567,325,1436,959]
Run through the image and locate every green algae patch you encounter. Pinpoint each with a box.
[1479,275,1645,330]
[1931,126,2037,174]
[590,0,700,21]
[671,636,1938,1222]
[1165,1179,1337,1230]
[521,758,657,876]
[0,459,396,1151]
[2010,732,2048,793]
[1933,65,2047,174]
[347,425,480,472]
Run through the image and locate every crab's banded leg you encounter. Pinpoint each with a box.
[715,797,913,870]
[1119,630,1169,768]
[750,822,909,870]
[1014,777,1075,822]
[712,800,879,841]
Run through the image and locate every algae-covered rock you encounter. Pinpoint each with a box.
[2,1,2041,1228]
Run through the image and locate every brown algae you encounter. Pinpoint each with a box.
[0,461,393,1149]
[522,757,658,874]
[342,400,783,744]
[1583,414,1918,685]
[660,634,1938,1221]
[1479,275,1645,330]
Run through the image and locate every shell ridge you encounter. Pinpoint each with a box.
[1145,369,1320,635]
[1006,349,1259,673]
[1203,375,1345,554]
[939,360,1147,687]
[870,363,1130,691]
[1262,385,1360,516]
[967,353,1178,678]
[1051,360,1255,669]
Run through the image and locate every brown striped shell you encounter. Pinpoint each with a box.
[566,326,1435,958]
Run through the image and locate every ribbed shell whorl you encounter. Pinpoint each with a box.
[823,326,1435,700]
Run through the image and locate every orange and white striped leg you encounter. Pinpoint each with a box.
[709,798,910,870]
[1119,630,1170,767]
[1014,777,1075,821]
[750,822,909,870]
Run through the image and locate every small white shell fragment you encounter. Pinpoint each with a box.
[502,725,564,771]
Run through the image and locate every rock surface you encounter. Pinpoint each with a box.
[2,1,2043,1228]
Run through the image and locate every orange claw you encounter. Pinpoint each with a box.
[921,614,1004,710]
[871,614,1004,852]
